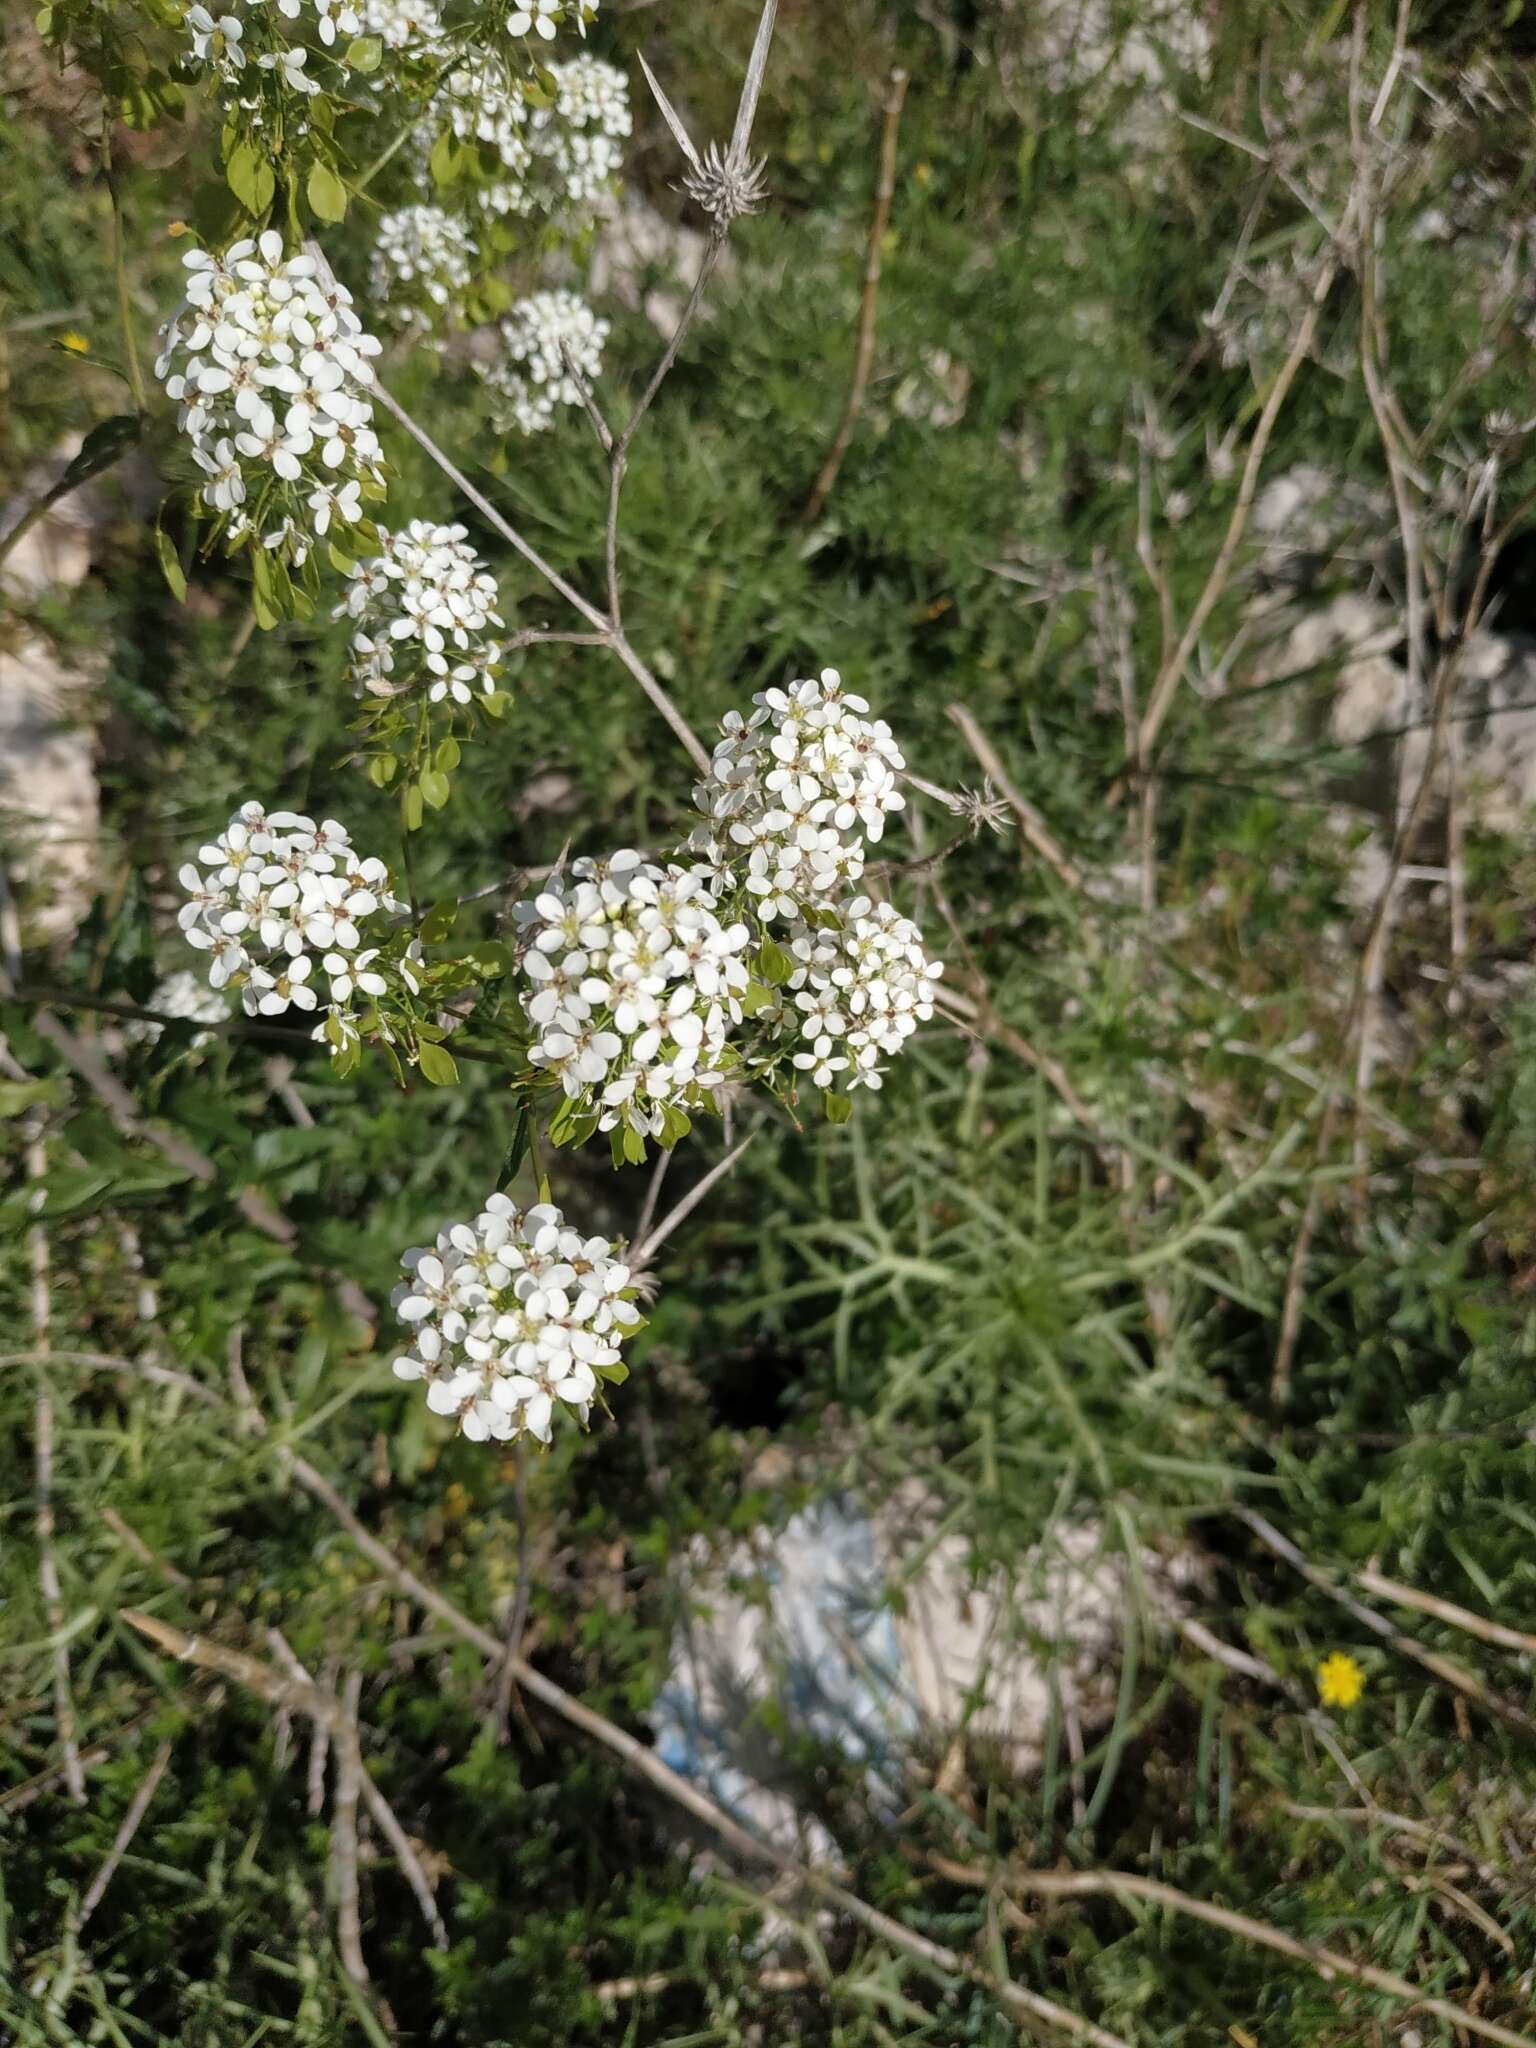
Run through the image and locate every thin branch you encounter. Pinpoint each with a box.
[71,1739,174,1933]
[1355,1568,1536,1659]
[632,1133,755,1264]
[29,1127,87,1808]
[1133,243,1345,772]
[370,349,712,775]
[101,1506,192,1589]
[268,1630,449,1950]
[944,702,1084,890]
[604,235,725,633]
[0,1704,166,1814]
[332,1669,369,1987]
[930,1858,1532,2048]
[489,1442,532,1742]
[802,69,910,525]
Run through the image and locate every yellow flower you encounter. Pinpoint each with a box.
[1317,1652,1365,1708]
[59,331,90,355]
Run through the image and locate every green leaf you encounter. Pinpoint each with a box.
[756,938,795,987]
[416,1040,459,1086]
[306,162,348,223]
[433,736,461,773]
[418,900,458,944]
[620,1122,647,1166]
[595,1359,628,1385]
[481,690,512,719]
[823,1091,854,1125]
[739,980,776,1017]
[344,32,382,70]
[418,768,451,811]
[153,522,187,601]
[657,1103,693,1151]
[327,542,357,575]
[501,1102,532,1184]
[460,939,513,977]
[428,130,462,186]
[62,414,141,490]
[225,138,275,217]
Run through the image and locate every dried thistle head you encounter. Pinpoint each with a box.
[948,779,1013,839]
[682,140,771,229]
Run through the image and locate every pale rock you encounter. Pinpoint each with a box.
[1,436,105,945]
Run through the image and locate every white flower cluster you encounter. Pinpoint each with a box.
[392,1193,640,1442]
[435,54,535,215]
[535,55,631,213]
[513,851,750,1135]
[177,802,407,1042]
[155,231,384,564]
[477,289,609,435]
[784,898,943,1092]
[357,0,442,47]
[184,0,363,101]
[369,205,476,332]
[337,520,505,702]
[124,969,231,1048]
[690,670,907,920]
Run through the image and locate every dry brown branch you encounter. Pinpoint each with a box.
[71,1739,174,1933]
[101,1506,192,1590]
[928,1857,1532,2048]
[592,1967,812,2003]
[944,702,1084,891]
[1355,1569,1536,1659]
[0,1705,165,1813]
[1132,243,1343,772]
[802,68,910,525]
[933,986,1102,1141]
[333,1669,368,1987]
[26,1106,87,1808]
[269,1630,449,1950]
[0,1347,220,1406]
[1282,1805,1501,1887]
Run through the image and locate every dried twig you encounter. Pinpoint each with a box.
[332,1669,368,1986]
[29,1137,87,1807]
[71,1739,174,1933]
[489,1441,532,1741]
[593,1967,812,2003]
[802,68,910,525]
[269,1630,449,1950]
[1355,1568,1536,1660]
[101,1506,191,1590]
[632,1133,755,1265]
[928,1857,1532,2048]
[944,702,1084,891]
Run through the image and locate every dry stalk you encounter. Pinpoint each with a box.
[332,1669,368,1986]
[927,1856,1532,2048]
[71,1739,174,1933]
[802,67,910,525]
[29,1132,86,1807]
